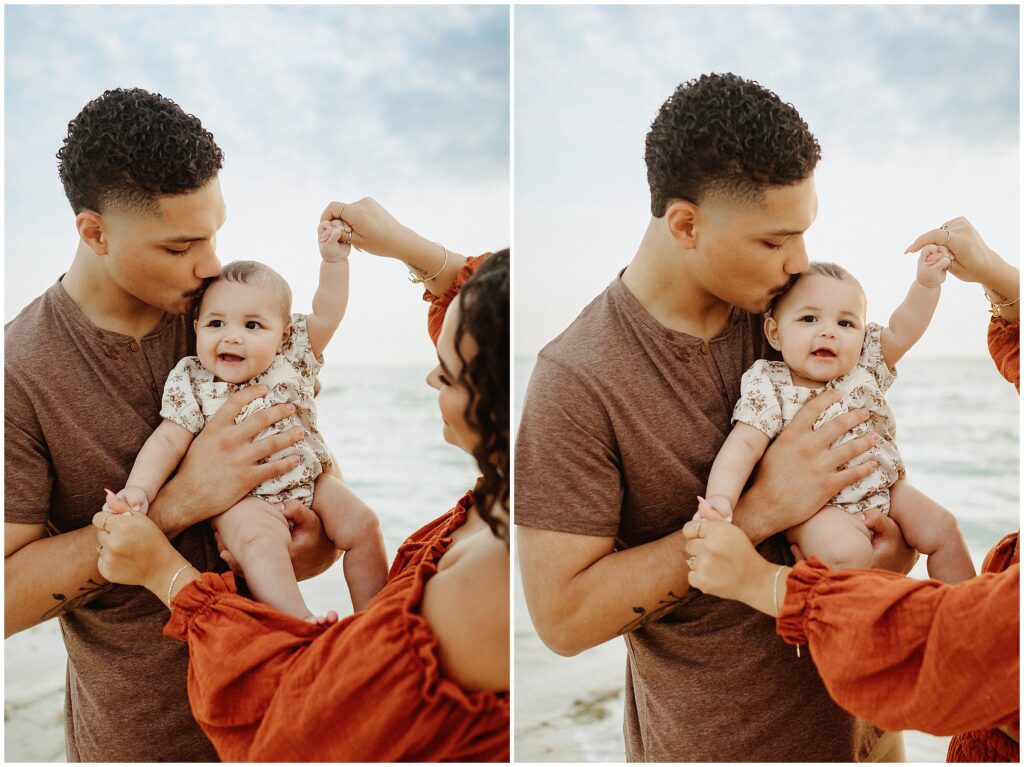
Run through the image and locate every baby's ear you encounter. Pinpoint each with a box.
[279,322,293,351]
[763,315,782,351]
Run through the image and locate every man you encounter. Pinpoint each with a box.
[516,73,917,761]
[5,88,337,761]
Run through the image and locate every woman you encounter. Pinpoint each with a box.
[682,217,1019,763]
[92,199,510,761]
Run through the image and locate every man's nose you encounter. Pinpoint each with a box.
[194,244,221,280]
[784,239,809,275]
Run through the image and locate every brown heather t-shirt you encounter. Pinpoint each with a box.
[5,280,222,762]
[515,275,881,762]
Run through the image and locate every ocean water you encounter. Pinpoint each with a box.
[4,363,478,762]
[514,353,1019,762]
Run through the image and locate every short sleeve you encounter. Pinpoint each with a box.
[731,360,783,438]
[159,357,205,435]
[280,314,322,382]
[860,322,896,392]
[4,374,54,525]
[514,353,623,537]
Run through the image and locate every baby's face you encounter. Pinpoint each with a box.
[767,274,867,386]
[195,280,290,384]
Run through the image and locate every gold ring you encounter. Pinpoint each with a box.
[96,545,103,554]
[102,515,111,533]
[942,229,951,247]
[686,556,697,569]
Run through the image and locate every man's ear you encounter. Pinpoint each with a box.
[663,200,700,250]
[76,210,109,256]
[763,315,782,351]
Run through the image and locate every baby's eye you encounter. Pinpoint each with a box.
[839,319,856,328]
[798,315,817,323]
[245,320,263,330]
[207,319,224,328]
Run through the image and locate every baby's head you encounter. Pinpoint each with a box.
[194,260,292,384]
[765,262,867,386]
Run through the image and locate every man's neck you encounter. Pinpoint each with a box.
[61,243,165,340]
[621,218,733,341]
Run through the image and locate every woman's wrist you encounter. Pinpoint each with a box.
[144,551,193,605]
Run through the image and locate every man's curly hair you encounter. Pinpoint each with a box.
[57,88,224,215]
[644,73,821,216]
[454,249,510,546]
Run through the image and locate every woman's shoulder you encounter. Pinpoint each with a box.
[419,525,510,693]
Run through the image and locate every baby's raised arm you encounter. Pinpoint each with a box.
[114,420,196,514]
[881,244,951,368]
[703,422,773,519]
[306,219,352,359]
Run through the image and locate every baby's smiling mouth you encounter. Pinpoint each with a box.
[812,348,837,358]
[218,353,245,363]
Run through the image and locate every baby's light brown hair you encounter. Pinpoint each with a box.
[198,260,292,325]
[770,260,865,315]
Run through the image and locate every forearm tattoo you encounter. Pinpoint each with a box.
[406,261,431,277]
[41,579,114,622]
[616,591,688,636]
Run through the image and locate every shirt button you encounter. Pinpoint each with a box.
[130,342,139,352]
[700,344,710,355]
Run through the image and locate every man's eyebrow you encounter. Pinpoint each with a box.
[764,229,803,237]
[164,235,210,244]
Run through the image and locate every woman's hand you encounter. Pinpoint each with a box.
[93,493,186,593]
[683,503,781,615]
[320,197,416,261]
[906,216,998,285]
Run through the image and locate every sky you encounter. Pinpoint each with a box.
[515,4,1019,359]
[5,4,510,367]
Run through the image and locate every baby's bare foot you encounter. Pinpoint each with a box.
[303,611,340,626]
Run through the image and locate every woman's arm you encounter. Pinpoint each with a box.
[320,198,468,298]
[681,515,1019,736]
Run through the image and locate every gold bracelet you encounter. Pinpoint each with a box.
[407,242,449,284]
[772,565,785,616]
[167,564,195,609]
[983,289,1020,319]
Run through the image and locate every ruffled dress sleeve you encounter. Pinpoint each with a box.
[731,360,784,437]
[163,496,509,762]
[424,254,488,347]
[775,559,1019,739]
[988,317,1019,392]
[860,321,896,392]
[158,356,205,434]
[280,313,323,384]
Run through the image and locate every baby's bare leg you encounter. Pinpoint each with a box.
[889,481,976,584]
[787,505,874,571]
[212,497,314,620]
[313,474,388,612]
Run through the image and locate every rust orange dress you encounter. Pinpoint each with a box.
[776,318,1020,762]
[163,255,510,761]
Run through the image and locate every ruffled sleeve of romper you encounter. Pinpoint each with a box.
[774,558,1019,745]
[158,356,206,434]
[731,359,784,437]
[425,254,489,346]
[987,317,1019,392]
[163,495,509,762]
[860,321,896,392]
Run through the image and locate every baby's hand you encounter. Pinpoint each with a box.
[105,486,150,515]
[695,495,734,523]
[917,244,952,288]
[318,218,353,263]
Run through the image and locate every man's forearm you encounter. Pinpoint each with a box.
[731,483,783,547]
[522,529,692,656]
[147,476,214,540]
[5,526,111,636]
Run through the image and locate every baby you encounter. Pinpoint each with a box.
[701,245,975,583]
[110,219,388,620]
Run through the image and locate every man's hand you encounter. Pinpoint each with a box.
[283,501,340,580]
[213,500,340,581]
[149,386,306,538]
[734,390,880,545]
[863,508,917,574]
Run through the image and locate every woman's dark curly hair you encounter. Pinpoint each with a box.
[57,88,224,215]
[454,249,510,546]
[644,73,821,216]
